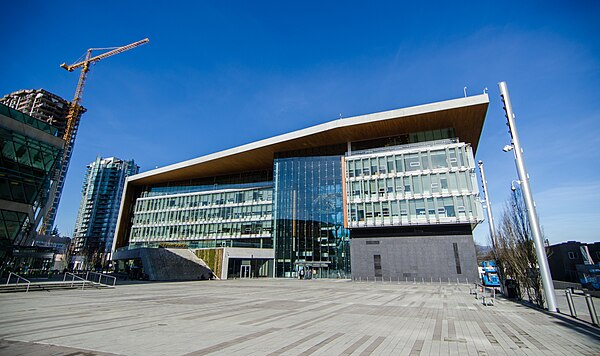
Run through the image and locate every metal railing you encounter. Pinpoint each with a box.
[564,288,599,326]
[6,272,31,292]
[63,272,88,290]
[86,271,117,287]
[353,276,471,285]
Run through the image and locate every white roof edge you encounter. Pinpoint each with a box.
[130,94,489,182]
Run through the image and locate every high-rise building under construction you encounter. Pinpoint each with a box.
[0,89,85,233]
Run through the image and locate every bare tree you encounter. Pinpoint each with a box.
[494,187,545,308]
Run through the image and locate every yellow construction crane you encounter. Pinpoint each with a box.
[39,38,149,235]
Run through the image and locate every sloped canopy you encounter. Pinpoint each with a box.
[131,94,489,185]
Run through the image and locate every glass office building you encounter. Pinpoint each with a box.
[0,103,63,263]
[113,94,490,281]
[274,156,350,278]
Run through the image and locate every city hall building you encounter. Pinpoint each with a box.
[112,94,488,281]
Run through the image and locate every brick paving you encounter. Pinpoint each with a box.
[0,279,599,355]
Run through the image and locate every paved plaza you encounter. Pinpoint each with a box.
[0,279,599,355]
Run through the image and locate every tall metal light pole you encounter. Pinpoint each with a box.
[478,161,497,251]
[498,81,557,312]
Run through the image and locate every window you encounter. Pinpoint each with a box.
[374,255,382,277]
[357,207,365,221]
[448,149,458,168]
[352,181,361,196]
[386,178,394,193]
[453,243,462,274]
[378,157,387,174]
[568,251,578,260]
[421,154,430,170]
[395,156,404,173]
[365,204,373,218]
[430,151,447,169]
[355,160,363,177]
[387,157,395,173]
[382,202,390,217]
[440,175,448,190]
[405,154,420,171]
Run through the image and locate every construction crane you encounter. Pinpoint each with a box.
[39,38,149,235]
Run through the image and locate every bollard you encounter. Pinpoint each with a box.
[565,289,577,318]
[439,277,441,284]
[405,277,408,283]
[466,278,468,285]
[422,277,424,284]
[413,277,416,284]
[457,278,459,285]
[585,294,599,326]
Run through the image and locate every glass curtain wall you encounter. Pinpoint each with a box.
[130,183,273,248]
[345,139,483,227]
[274,156,350,278]
[0,126,61,248]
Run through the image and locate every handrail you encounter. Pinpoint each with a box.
[86,271,117,287]
[6,272,31,292]
[63,272,88,290]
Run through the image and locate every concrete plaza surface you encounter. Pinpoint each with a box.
[0,279,599,355]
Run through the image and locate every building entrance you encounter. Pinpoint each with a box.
[240,264,251,278]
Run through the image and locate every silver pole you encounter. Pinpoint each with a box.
[498,81,557,312]
[585,294,599,326]
[478,161,498,251]
[565,289,576,317]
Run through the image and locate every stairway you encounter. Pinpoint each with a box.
[141,248,214,281]
[0,272,116,293]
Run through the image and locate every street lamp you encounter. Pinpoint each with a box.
[498,81,558,312]
[511,180,520,192]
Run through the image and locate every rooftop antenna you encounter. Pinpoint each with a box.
[463,86,468,97]
[483,87,488,94]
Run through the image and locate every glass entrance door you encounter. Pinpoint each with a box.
[240,265,251,278]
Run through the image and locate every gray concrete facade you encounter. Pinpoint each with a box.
[350,234,478,282]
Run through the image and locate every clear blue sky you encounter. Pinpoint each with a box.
[3,1,599,245]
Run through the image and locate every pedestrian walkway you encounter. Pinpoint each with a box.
[0,279,598,355]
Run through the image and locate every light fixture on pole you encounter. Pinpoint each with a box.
[498,81,557,312]
[510,180,521,192]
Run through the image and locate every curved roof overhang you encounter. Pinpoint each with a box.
[130,94,489,186]
[113,94,489,250]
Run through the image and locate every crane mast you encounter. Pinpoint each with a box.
[39,38,149,235]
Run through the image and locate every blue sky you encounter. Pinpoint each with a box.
[2,1,599,245]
